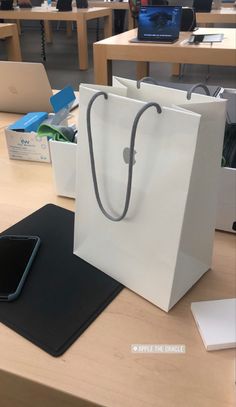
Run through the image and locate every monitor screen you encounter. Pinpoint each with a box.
[138,6,182,42]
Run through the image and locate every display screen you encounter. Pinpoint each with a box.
[138,6,182,42]
[0,236,39,296]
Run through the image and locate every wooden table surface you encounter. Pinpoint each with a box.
[93,27,236,85]
[89,1,133,30]
[222,1,236,7]
[0,112,235,407]
[0,23,22,62]
[197,7,236,24]
[0,7,112,70]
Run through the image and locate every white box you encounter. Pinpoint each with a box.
[216,167,236,233]
[5,128,51,163]
[191,298,236,351]
[49,139,76,198]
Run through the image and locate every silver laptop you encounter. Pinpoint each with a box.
[0,62,78,114]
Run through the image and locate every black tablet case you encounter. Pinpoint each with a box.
[0,204,123,356]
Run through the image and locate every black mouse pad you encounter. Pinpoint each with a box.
[0,204,123,356]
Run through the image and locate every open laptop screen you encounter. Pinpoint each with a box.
[137,6,182,42]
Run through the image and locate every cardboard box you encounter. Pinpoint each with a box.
[49,139,76,198]
[4,85,76,164]
[5,128,51,163]
[216,167,236,233]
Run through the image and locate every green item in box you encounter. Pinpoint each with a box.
[38,124,76,143]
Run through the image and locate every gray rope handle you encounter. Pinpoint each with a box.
[187,83,211,100]
[86,91,162,222]
[137,77,159,89]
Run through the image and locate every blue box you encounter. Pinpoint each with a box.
[9,112,48,133]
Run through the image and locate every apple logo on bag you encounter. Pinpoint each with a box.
[123,147,137,165]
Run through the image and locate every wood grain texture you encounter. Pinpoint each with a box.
[197,8,236,24]
[93,28,236,85]
[89,1,133,30]
[0,23,22,61]
[0,369,100,407]
[0,8,112,69]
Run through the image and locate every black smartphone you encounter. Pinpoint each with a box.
[189,34,205,44]
[0,235,40,302]
[189,33,223,44]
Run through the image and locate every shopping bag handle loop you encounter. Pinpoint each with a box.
[137,80,211,101]
[187,83,211,100]
[137,77,159,89]
[87,91,162,222]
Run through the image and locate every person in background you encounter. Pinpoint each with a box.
[17,0,32,7]
[114,1,126,34]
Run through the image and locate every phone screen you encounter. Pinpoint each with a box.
[0,235,40,298]
[189,34,205,44]
[193,35,205,43]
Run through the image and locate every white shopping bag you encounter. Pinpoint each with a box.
[74,77,226,312]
